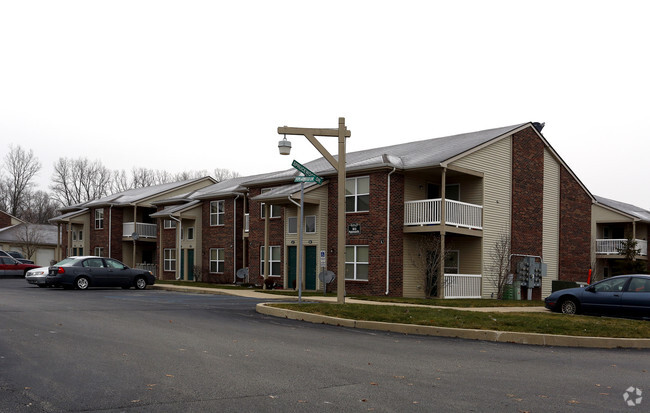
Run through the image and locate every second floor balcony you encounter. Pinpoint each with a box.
[596,239,648,257]
[404,199,483,230]
[123,222,157,239]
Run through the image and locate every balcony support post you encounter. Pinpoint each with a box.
[438,167,447,298]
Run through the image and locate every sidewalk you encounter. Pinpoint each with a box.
[150,284,650,349]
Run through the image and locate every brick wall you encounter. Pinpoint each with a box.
[511,127,544,299]
[0,211,11,228]
[159,216,178,280]
[559,167,592,282]
[327,171,404,297]
[201,198,245,284]
[89,207,123,260]
[248,187,285,286]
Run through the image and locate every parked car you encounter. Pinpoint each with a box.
[25,267,50,287]
[6,250,34,264]
[545,274,650,318]
[0,256,41,276]
[47,256,156,290]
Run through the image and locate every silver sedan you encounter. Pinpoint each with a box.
[25,267,50,287]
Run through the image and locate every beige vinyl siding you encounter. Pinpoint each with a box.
[403,172,428,202]
[402,234,426,297]
[451,174,483,205]
[592,204,632,224]
[447,235,482,274]
[450,136,512,299]
[542,148,560,298]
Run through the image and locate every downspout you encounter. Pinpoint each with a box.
[386,167,396,295]
[233,195,240,283]
[170,216,182,280]
[108,205,113,258]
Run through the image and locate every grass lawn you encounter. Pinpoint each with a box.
[270,303,650,338]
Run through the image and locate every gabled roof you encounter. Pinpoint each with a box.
[252,181,321,203]
[84,176,216,207]
[0,223,59,245]
[595,195,650,223]
[248,123,528,185]
[49,208,89,223]
[150,200,202,218]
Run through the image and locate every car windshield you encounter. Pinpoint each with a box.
[54,258,78,266]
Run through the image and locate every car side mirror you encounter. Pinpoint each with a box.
[585,285,595,293]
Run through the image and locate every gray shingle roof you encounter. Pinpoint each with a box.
[248,123,527,185]
[595,195,650,223]
[0,224,59,245]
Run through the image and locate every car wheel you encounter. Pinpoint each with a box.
[560,298,579,315]
[134,277,147,290]
[75,277,90,290]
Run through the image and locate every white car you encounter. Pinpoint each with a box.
[25,267,50,287]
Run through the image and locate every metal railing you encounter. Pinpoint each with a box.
[444,273,482,299]
[123,222,157,239]
[136,263,157,274]
[596,239,648,256]
[404,199,483,230]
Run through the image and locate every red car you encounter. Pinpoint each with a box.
[0,256,40,276]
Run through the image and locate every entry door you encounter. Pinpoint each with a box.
[305,246,317,290]
[287,246,297,289]
[187,250,194,281]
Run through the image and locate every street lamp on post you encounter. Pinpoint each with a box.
[277,117,351,304]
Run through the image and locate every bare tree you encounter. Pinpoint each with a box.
[410,234,449,298]
[16,223,43,261]
[213,168,240,182]
[21,190,59,224]
[1,145,41,217]
[489,232,512,299]
[50,157,112,206]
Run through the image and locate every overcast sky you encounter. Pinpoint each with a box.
[1,1,649,208]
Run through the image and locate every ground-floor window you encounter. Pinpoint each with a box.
[444,250,459,274]
[345,245,369,280]
[94,247,104,257]
[164,249,176,271]
[260,246,281,276]
[210,248,225,273]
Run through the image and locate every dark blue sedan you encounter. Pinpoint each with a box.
[545,274,650,318]
[47,256,156,290]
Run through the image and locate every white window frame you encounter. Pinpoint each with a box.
[94,247,104,257]
[210,200,225,226]
[164,219,177,229]
[260,245,281,277]
[305,215,316,233]
[260,189,281,218]
[164,248,176,272]
[95,208,104,229]
[345,176,370,213]
[187,227,194,240]
[345,245,369,281]
[444,250,460,274]
[287,216,298,234]
[210,248,225,273]
[72,231,77,241]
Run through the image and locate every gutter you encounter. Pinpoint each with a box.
[233,195,240,283]
[386,167,396,295]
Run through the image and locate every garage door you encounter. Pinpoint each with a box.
[35,248,55,266]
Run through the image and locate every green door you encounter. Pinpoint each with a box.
[287,246,297,289]
[305,246,317,290]
[187,249,194,281]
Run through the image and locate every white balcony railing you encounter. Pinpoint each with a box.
[444,273,482,299]
[596,239,648,256]
[244,213,250,233]
[404,199,482,230]
[123,222,157,239]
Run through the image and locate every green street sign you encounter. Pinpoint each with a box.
[292,160,323,184]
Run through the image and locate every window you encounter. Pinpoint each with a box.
[210,200,225,226]
[287,217,297,234]
[594,277,628,293]
[260,189,281,218]
[164,249,176,271]
[95,208,104,229]
[82,258,104,268]
[94,247,104,257]
[345,245,369,280]
[260,246,281,276]
[210,248,225,273]
[444,251,459,274]
[629,277,650,292]
[164,219,177,229]
[345,177,369,212]
[187,227,194,240]
[105,258,125,269]
[72,231,77,241]
[426,183,460,201]
[78,230,83,241]
[305,216,316,233]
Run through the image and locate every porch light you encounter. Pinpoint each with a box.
[278,135,291,155]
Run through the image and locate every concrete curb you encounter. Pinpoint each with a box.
[256,303,650,349]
